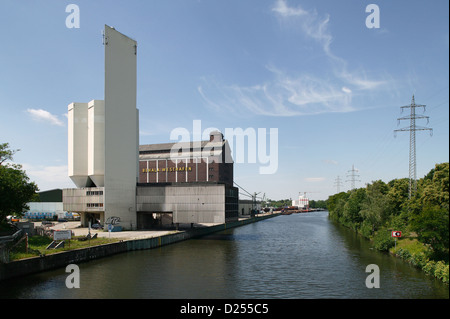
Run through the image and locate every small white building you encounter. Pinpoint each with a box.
[292,194,309,209]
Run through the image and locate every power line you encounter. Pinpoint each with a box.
[394,95,433,198]
[234,181,252,197]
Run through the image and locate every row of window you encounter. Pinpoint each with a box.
[87,203,103,208]
[86,191,103,196]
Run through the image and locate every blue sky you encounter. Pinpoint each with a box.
[0,0,448,201]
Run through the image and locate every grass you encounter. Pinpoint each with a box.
[390,238,427,256]
[9,235,121,261]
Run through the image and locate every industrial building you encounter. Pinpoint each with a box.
[63,25,238,230]
[24,189,64,220]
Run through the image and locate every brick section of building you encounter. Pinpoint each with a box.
[139,131,234,187]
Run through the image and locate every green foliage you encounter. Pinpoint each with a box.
[373,228,394,251]
[434,261,449,284]
[0,143,39,222]
[267,199,292,208]
[309,199,327,209]
[0,142,19,166]
[387,178,409,213]
[410,205,449,258]
[342,188,366,229]
[327,192,350,222]
[9,234,120,261]
[395,247,449,284]
[326,162,449,283]
[360,180,391,235]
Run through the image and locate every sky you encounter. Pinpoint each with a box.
[0,0,448,202]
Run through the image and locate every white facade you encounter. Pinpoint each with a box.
[68,102,89,188]
[64,25,139,229]
[68,100,105,188]
[88,100,105,187]
[103,25,139,229]
[292,195,309,209]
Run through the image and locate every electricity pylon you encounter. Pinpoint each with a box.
[346,164,360,190]
[394,95,433,198]
[334,176,343,193]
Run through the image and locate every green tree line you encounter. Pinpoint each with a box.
[327,162,449,283]
[265,199,327,209]
[1,143,39,227]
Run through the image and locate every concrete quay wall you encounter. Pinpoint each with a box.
[0,213,279,282]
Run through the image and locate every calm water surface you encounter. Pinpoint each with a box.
[0,211,448,298]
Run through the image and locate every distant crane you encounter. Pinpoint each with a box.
[252,192,261,215]
[233,181,265,215]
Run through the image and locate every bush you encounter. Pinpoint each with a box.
[422,260,436,276]
[396,248,411,261]
[373,230,394,251]
[360,220,373,238]
[434,261,449,284]
[411,252,430,269]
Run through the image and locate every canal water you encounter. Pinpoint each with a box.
[0,211,448,299]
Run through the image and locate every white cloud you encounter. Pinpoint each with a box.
[341,87,352,94]
[200,68,355,117]
[22,164,72,191]
[323,159,339,165]
[198,0,390,117]
[26,108,64,126]
[272,0,387,91]
[272,0,307,17]
[305,177,325,182]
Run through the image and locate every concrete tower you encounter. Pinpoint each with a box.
[103,25,139,229]
[65,25,139,229]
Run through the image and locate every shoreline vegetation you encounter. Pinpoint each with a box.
[327,162,449,284]
[8,235,121,261]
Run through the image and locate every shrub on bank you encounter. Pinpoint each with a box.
[394,246,449,284]
[434,261,449,283]
[327,163,449,284]
[373,229,394,251]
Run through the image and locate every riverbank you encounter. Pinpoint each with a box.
[329,216,449,284]
[0,212,280,282]
[390,238,449,284]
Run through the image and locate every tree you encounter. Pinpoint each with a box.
[359,180,390,234]
[342,188,366,228]
[0,143,39,223]
[327,191,350,222]
[409,163,449,259]
[410,205,449,259]
[387,178,410,214]
[0,142,19,166]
